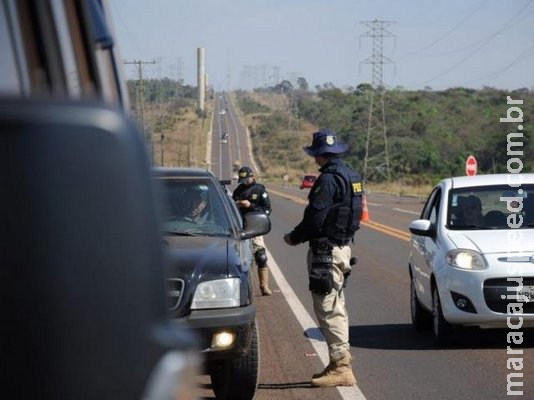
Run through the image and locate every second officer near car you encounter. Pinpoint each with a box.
[233,166,273,296]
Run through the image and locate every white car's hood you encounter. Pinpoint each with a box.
[447,229,534,255]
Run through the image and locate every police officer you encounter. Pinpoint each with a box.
[283,129,363,387]
[233,166,273,296]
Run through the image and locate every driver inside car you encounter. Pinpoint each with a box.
[181,189,209,224]
[459,194,483,227]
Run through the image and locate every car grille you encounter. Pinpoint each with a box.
[167,278,185,311]
[483,278,534,313]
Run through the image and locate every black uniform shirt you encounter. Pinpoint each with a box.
[232,182,272,216]
[289,158,348,244]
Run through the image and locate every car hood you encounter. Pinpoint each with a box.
[447,229,534,255]
[163,235,229,277]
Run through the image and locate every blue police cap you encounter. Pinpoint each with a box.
[303,129,348,157]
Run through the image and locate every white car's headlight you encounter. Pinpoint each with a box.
[446,249,487,270]
[191,278,240,309]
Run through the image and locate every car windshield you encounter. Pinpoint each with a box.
[447,184,534,230]
[156,177,232,237]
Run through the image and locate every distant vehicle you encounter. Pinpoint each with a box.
[154,167,272,400]
[300,174,317,189]
[219,109,226,115]
[408,174,534,344]
[1,1,198,398]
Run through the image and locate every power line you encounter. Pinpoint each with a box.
[414,1,534,86]
[466,43,534,85]
[397,0,488,59]
[124,59,157,163]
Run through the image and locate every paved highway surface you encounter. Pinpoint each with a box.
[198,93,534,400]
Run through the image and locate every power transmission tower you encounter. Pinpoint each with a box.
[124,59,156,162]
[360,20,395,182]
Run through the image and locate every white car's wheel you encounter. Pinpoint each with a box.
[432,287,453,345]
[411,277,432,330]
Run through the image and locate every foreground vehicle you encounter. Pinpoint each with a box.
[154,167,271,400]
[1,1,199,398]
[408,174,534,344]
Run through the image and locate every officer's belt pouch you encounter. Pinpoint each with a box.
[335,206,351,229]
[309,254,334,295]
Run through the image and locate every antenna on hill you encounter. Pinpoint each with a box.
[360,19,395,182]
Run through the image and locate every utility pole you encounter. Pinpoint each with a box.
[124,59,156,163]
[360,20,395,182]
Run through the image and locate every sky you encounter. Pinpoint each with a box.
[109,0,534,91]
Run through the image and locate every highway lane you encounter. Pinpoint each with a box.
[208,94,534,399]
[261,189,534,400]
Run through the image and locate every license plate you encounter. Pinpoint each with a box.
[518,286,534,302]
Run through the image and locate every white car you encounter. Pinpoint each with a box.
[219,109,226,115]
[408,174,534,344]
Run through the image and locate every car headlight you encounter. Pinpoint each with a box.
[191,278,240,309]
[446,249,487,270]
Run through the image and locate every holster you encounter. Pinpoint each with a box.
[309,238,334,295]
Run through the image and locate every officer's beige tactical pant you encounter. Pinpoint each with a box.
[251,235,265,252]
[307,244,352,362]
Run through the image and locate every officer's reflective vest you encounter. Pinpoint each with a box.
[322,165,363,244]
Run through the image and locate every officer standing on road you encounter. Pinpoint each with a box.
[283,129,363,387]
[233,166,273,296]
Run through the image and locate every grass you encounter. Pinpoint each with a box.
[365,181,432,198]
[138,94,433,198]
[144,102,210,169]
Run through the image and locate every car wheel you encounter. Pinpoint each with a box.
[432,287,453,345]
[410,277,432,330]
[210,321,259,400]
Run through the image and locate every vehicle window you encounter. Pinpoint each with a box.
[428,189,441,225]
[420,186,440,219]
[156,177,232,236]
[0,2,23,94]
[447,184,534,230]
[51,0,81,96]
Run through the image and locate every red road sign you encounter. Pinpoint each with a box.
[466,155,477,176]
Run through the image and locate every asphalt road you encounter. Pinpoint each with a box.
[201,93,534,400]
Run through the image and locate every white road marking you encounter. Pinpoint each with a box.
[392,207,420,216]
[266,249,367,400]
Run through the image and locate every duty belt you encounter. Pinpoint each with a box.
[310,238,349,248]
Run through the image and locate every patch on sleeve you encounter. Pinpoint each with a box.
[352,182,363,193]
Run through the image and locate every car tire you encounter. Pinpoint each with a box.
[432,287,453,345]
[210,321,259,400]
[410,277,432,330]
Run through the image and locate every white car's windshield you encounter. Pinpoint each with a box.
[447,184,534,230]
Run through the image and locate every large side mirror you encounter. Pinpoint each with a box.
[240,212,271,240]
[0,98,198,399]
[409,219,434,237]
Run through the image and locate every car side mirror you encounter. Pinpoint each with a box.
[409,219,434,237]
[240,211,271,240]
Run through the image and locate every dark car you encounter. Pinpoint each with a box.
[300,174,317,189]
[154,167,271,400]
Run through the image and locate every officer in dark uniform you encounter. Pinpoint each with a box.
[284,129,363,387]
[233,166,273,295]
